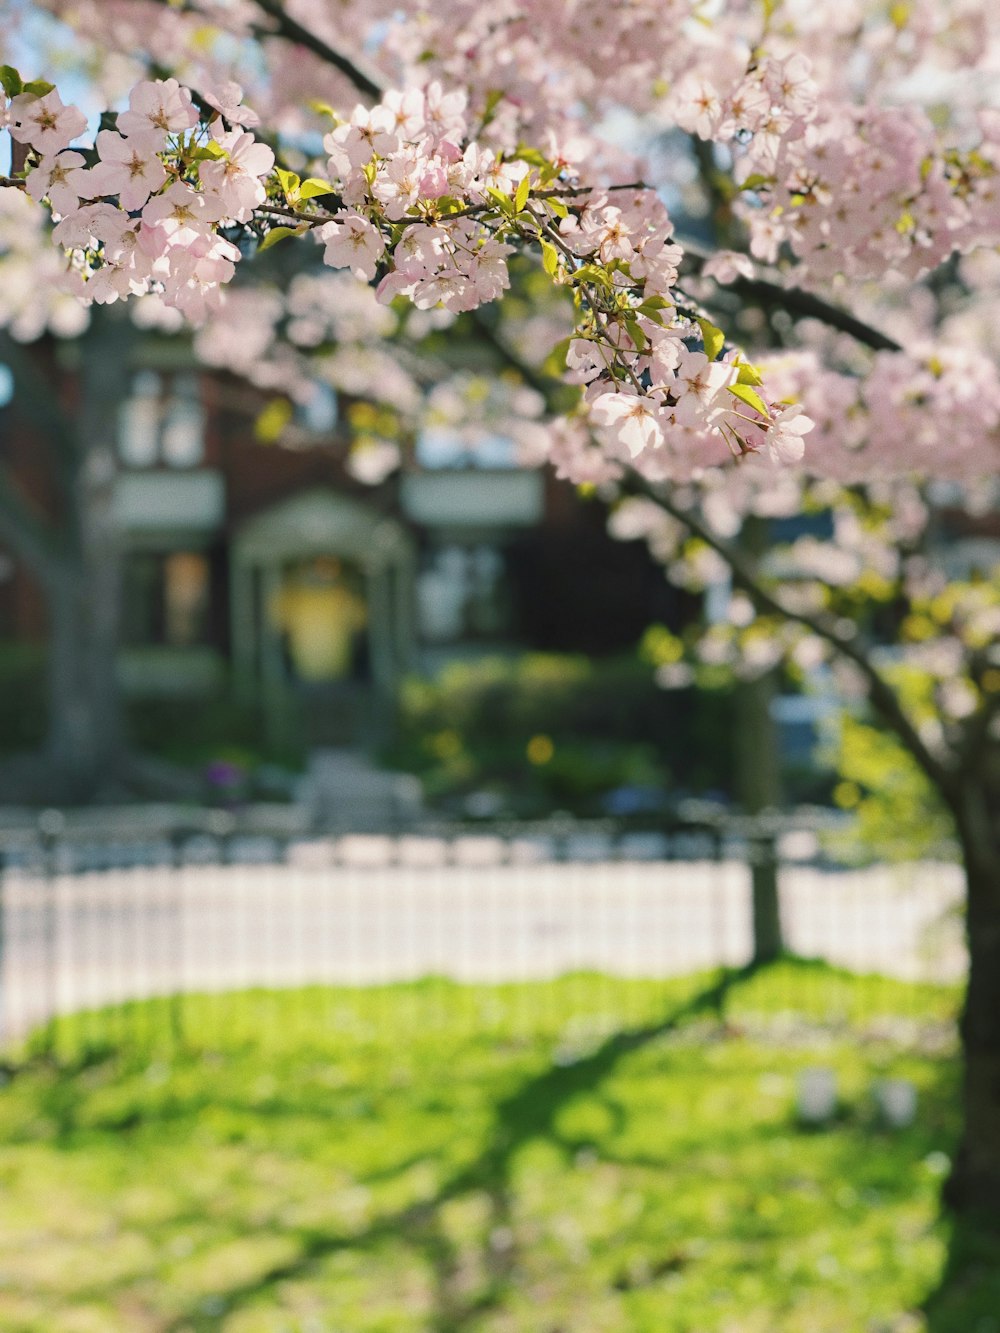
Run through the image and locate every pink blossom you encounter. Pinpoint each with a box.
[9,90,87,154]
[25,150,88,216]
[371,153,426,217]
[764,53,817,120]
[673,350,737,426]
[463,146,525,201]
[581,207,635,264]
[199,130,275,222]
[141,181,223,250]
[647,329,684,381]
[565,338,607,385]
[202,80,259,128]
[52,202,125,250]
[117,79,198,141]
[88,130,167,212]
[324,105,399,175]
[421,82,468,142]
[590,390,665,459]
[383,88,427,139]
[702,250,754,284]
[672,73,725,140]
[318,213,386,281]
[762,405,813,465]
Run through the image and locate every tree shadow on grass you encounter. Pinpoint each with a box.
[11,959,969,1330]
[154,962,759,1332]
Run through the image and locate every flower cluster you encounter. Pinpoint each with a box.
[315,87,524,311]
[758,346,1000,484]
[7,77,274,321]
[3,73,809,481]
[732,103,1000,284]
[303,84,815,477]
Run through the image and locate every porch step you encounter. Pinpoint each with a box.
[296,748,424,833]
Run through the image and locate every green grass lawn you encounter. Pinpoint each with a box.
[0,962,997,1332]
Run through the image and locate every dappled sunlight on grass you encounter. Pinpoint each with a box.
[0,965,986,1331]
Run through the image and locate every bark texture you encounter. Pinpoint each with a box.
[2,313,129,801]
[945,773,1000,1223]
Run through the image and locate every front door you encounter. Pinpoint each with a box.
[268,556,373,747]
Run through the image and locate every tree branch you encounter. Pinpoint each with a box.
[140,0,385,100]
[250,0,386,99]
[955,689,1000,774]
[632,478,953,791]
[679,238,904,354]
[463,314,948,792]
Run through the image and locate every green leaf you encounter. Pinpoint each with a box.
[299,177,335,200]
[511,145,549,168]
[254,398,294,443]
[308,100,338,120]
[514,172,531,214]
[22,79,55,97]
[276,168,301,199]
[736,361,764,386]
[624,317,647,352]
[480,89,504,127]
[727,382,770,418]
[546,196,569,219]
[889,1,910,27]
[0,66,23,97]
[738,173,773,192]
[696,317,726,361]
[572,263,613,290]
[542,336,572,376]
[486,187,515,216]
[190,140,227,161]
[258,224,307,253]
[540,239,560,279]
[638,295,672,324]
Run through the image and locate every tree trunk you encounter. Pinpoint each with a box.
[944,775,1000,1224]
[735,669,785,963]
[42,558,124,802]
[732,517,785,964]
[39,311,128,802]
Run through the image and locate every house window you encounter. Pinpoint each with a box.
[123,551,211,647]
[118,372,206,469]
[416,544,510,644]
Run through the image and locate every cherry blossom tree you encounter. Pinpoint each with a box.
[2,0,1000,1222]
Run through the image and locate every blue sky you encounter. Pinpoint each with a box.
[4,0,115,155]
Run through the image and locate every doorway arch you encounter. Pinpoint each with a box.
[231,489,415,748]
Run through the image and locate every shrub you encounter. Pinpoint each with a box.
[388,651,738,818]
